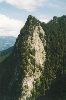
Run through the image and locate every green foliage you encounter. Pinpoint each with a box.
[0,46,13,63]
[41,15,66,92]
[0,15,66,100]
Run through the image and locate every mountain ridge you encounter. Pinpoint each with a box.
[0,15,66,100]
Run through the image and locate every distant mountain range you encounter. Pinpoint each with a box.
[0,36,16,51]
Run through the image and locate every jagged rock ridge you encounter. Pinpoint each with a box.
[0,15,46,100]
[14,15,46,100]
[0,15,66,100]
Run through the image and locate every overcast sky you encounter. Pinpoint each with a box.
[0,0,66,37]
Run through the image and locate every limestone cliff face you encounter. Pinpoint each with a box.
[14,15,46,100]
[0,15,66,100]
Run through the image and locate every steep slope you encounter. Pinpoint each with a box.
[41,15,66,91]
[13,15,46,100]
[0,15,66,100]
[0,15,46,100]
[0,46,14,63]
[38,74,66,100]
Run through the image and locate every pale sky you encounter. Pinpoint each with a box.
[0,0,66,37]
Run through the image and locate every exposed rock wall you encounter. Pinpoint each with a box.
[17,25,46,100]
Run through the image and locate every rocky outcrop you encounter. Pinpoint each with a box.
[0,15,66,100]
[14,15,46,100]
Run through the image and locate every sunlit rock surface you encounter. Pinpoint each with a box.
[15,16,46,100]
